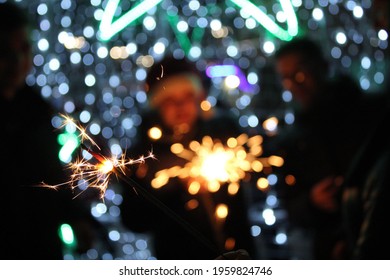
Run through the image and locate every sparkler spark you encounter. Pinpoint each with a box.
[44,114,154,199]
[151,134,284,194]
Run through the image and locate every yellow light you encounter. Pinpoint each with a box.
[207,181,221,192]
[227,137,237,148]
[211,27,229,38]
[257,177,269,190]
[148,126,163,140]
[250,145,263,156]
[251,160,263,172]
[188,181,201,195]
[228,182,240,195]
[109,46,122,59]
[171,143,184,154]
[248,134,263,145]
[151,171,169,189]
[215,204,229,219]
[62,34,86,50]
[268,155,284,167]
[200,100,212,111]
[189,140,201,151]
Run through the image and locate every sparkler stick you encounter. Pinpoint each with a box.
[47,114,222,257]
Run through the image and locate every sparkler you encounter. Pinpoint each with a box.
[42,114,155,199]
[151,133,284,194]
[148,133,284,252]
[44,114,223,257]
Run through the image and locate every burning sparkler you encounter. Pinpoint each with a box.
[147,132,284,251]
[151,133,284,194]
[42,114,155,199]
[42,114,232,256]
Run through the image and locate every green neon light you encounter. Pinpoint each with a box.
[230,0,298,41]
[58,223,76,248]
[167,11,207,55]
[192,26,205,45]
[98,0,298,42]
[167,14,192,55]
[99,0,163,41]
[58,132,79,163]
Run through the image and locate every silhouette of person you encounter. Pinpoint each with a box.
[271,36,370,259]
[337,105,390,259]
[0,1,98,259]
[333,1,390,259]
[120,55,255,260]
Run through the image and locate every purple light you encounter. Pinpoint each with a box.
[206,64,255,93]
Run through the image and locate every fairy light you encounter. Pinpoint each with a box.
[98,0,164,41]
[230,0,298,41]
[13,0,385,259]
[99,0,299,42]
[148,126,163,140]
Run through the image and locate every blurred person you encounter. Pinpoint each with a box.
[332,2,390,259]
[331,105,390,259]
[0,1,100,259]
[120,55,255,260]
[270,36,374,259]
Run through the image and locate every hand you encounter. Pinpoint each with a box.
[310,175,343,212]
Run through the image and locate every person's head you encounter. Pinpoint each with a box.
[0,2,33,100]
[274,37,329,109]
[145,56,206,133]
